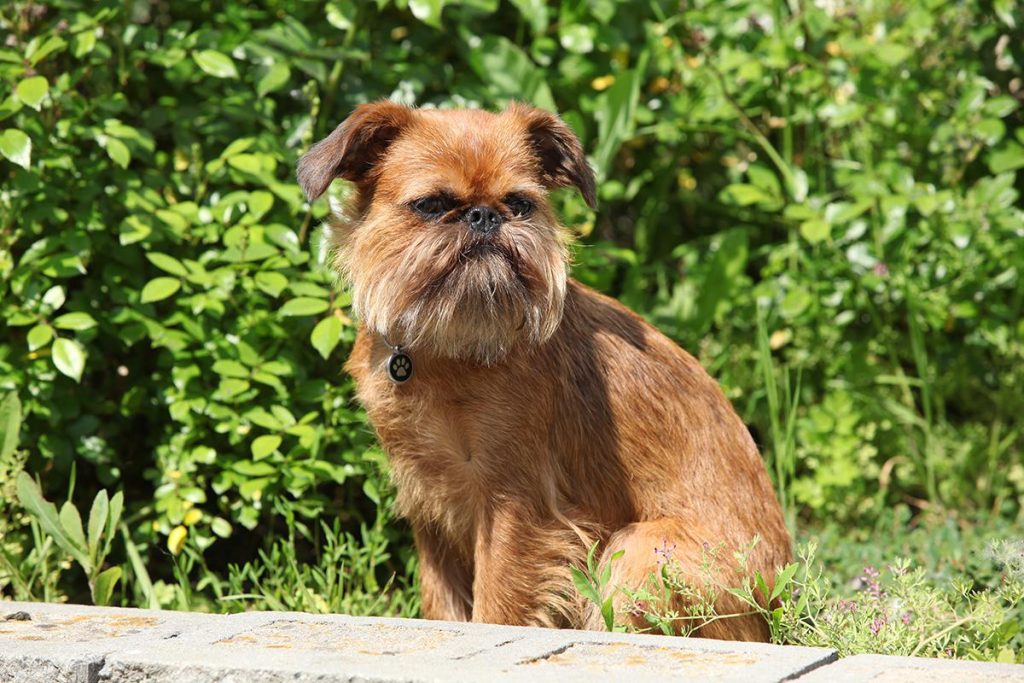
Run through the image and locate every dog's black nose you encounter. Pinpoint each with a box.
[466,206,502,235]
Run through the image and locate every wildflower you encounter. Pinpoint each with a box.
[870,616,887,635]
[859,566,884,601]
[901,611,912,625]
[655,538,677,566]
[873,262,889,277]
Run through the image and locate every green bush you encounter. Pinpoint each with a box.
[1,0,1022,657]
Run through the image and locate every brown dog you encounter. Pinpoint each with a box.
[297,101,791,640]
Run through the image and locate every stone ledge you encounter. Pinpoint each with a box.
[0,601,1019,682]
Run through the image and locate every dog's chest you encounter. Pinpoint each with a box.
[363,377,520,539]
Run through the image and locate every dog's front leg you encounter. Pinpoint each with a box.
[415,524,473,622]
[471,504,582,628]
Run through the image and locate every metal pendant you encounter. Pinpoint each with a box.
[386,348,413,384]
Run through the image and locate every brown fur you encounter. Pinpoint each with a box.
[297,102,791,640]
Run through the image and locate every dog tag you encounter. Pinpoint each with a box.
[386,348,413,383]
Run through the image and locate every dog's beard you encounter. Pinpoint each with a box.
[333,215,568,364]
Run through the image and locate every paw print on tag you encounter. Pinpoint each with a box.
[386,351,413,383]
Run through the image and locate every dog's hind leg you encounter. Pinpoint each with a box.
[583,518,772,641]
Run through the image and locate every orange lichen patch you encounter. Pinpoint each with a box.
[215,621,457,655]
[523,642,758,672]
[0,614,166,643]
[101,616,161,629]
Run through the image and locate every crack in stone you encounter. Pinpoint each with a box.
[452,637,522,660]
[780,650,839,681]
[516,641,575,664]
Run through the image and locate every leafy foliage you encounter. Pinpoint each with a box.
[1,0,1022,661]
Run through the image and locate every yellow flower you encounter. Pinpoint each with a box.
[677,172,697,191]
[649,76,670,94]
[167,526,187,556]
[591,75,616,91]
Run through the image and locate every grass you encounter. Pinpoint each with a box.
[573,523,1024,662]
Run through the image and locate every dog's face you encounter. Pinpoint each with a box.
[297,102,595,363]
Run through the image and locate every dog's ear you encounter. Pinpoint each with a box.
[510,103,596,210]
[297,100,414,200]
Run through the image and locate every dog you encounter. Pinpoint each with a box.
[297,101,791,640]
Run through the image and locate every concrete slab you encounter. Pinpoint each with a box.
[795,653,1024,682]
[10,600,1017,682]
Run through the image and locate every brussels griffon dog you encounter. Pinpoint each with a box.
[297,101,790,641]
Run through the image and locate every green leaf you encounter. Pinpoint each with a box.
[770,563,800,601]
[104,137,131,168]
[0,392,22,462]
[251,434,282,460]
[509,0,548,34]
[799,219,830,244]
[16,472,90,568]
[27,323,53,351]
[59,501,89,556]
[788,168,809,203]
[105,492,123,558]
[874,43,912,66]
[409,0,446,27]
[247,190,275,219]
[593,61,645,176]
[140,277,182,303]
[721,183,773,207]
[601,597,616,631]
[570,565,601,605]
[15,76,48,110]
[52,338,87,382]
[233,460,277,477]
[227,154,262,174]
[211,517,233,538]
[257,63,290,96]
[559,24,595,54]
[987,142,1024,174]
[255,271,289,297]
[42,285,66,310]
[146,252,189,277]
[310,316,342,359]
[193,49,239,78]
[781,287,812,319]
[87,489,109,562]
[27,35,66,65]
[0,128,31,169]
[280,297,329,316]
[92,566,121,606]
[53,312,98,331]
[212,359,250,378]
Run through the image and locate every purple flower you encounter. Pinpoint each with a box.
[654,538,677,566]
[859,566,884,601]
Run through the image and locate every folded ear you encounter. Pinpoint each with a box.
[509,102,596,209]
[297,100,415,200]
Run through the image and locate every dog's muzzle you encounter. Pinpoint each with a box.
[466,205,502,236]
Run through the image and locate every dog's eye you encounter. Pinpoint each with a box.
[504,194,534,218]
[411,195,456,218]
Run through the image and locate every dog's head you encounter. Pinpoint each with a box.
[298,102,595,363]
